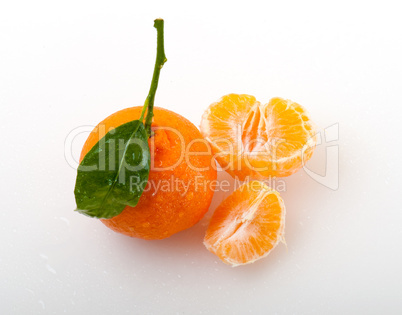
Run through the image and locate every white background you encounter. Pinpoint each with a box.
[1,0,402,314]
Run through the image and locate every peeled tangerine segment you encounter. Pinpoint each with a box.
[204,181,285,266]
[200,94,317,179]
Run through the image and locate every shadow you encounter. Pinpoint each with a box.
[95,171,237,269]
[278,133,348,250]
[99,137,346,274]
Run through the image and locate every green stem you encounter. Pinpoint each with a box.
[142,18,167,137]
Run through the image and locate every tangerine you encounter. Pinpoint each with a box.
[200,94,317,179]
[80,106,217,240]
[204,180,285,266]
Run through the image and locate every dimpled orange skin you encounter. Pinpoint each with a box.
[79,106,217,240]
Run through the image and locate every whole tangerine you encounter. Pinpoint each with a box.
[79,106,217,240]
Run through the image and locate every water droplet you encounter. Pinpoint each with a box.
[46,264,56,274]
[38,300,45,309]
[59,217,70,226]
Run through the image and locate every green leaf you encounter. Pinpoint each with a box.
[74,120,150,219]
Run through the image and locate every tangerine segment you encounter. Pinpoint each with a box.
[200,94,317,179]
[204,181,285,266]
